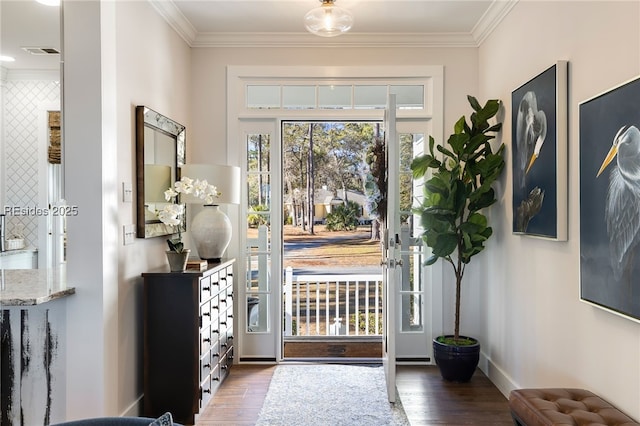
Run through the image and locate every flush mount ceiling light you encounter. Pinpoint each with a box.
[304,0,354,37]
[36,0,60,6]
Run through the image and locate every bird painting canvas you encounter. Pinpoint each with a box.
[512,62,568,240]
[580,75,640,321]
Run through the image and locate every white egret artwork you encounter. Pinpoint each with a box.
[580,76,640,321]
[512,62,567,240]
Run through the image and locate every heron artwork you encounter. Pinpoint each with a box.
[514,91,547,232]
[596,124,640,281]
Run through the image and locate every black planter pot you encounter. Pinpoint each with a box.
[433,335,480,382]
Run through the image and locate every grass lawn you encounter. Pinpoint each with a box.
[283,224,382,268]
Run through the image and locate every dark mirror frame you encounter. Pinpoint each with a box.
[135,106,186,238]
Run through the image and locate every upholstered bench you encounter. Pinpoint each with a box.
[509,388,639,426]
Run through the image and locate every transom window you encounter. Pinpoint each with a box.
[246,84,425,110]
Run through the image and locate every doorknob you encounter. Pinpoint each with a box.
[380,259,403,268]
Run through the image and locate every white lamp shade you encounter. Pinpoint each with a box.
[180,164,241,205]
[144,164,171,203]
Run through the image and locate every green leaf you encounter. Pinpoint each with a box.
[411,154,439,178]
[424,176,449,196]
[424,255,439,266]
[453,116,466,134]
[432,232,458,257]
[486,123,503,133]
[448,133,470,156]
[467,95,482,112]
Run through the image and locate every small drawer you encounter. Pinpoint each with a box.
[219,315,229,333]
[210,320,220,341]
[200,352,212,381]
[200,375,213,409]
[220,333,230,355]
[200,275,212,302]
[210,272,220,294]
[210,364,220,387]
[211,340,220,361]
[220,353,230,376]
[225,313,234,332]
[199,301,212,327]
[199,325,212,354]
[210,295,220,313]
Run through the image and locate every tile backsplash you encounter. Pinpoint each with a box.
[2,78,61,249]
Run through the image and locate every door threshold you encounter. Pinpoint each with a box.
[281,357,382,364]
[283,337,382,358]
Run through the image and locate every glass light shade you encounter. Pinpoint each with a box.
[304,0,353,37]
[180,164,241,205]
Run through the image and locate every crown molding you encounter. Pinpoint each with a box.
[472,0,519,45]
[153,0,517,49]
[148,0,197,46]
[192,32,479,48]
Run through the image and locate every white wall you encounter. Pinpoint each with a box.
[478,0,640,419]
[63,0,191,419]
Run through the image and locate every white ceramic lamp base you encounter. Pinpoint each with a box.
[191,205,232,262]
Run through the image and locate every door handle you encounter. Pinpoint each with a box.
[380,259,403,268]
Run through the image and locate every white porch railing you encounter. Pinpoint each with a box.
[283,267,383,337]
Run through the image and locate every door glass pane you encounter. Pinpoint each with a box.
[391,85,424,110]
[400,133,423,224]
[401,292,423,331]
[247,133,271,172]
[354,85,387,109]
[318,85,351,109]
[247,294,269,332]
[247,85,280,109]
[283,86,315,109]
[247,174,271,211]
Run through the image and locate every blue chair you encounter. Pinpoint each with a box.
[51,416,183,426]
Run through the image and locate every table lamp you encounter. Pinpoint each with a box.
[180,163,241,261]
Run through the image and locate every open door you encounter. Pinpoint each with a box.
[382,94,400,403]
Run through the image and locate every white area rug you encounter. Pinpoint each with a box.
[256,364,411,426]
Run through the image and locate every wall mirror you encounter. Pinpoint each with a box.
[136,106,186,238]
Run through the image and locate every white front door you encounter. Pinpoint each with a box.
[382,95,399,402]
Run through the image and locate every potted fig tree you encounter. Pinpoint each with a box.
[410,95,505,382]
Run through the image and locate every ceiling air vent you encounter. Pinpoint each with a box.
[22,47,60,55]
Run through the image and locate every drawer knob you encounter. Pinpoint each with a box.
[203,286,210,292]
[203,338,211,343]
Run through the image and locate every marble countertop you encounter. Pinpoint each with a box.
[0,268,75,306]
[0,248,37,257]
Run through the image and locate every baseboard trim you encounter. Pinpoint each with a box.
[479,352,519,398]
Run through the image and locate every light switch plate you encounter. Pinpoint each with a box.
[123,182,133,203]
[123,224,135,245]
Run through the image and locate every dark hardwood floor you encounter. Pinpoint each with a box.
[196,364,513,425]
